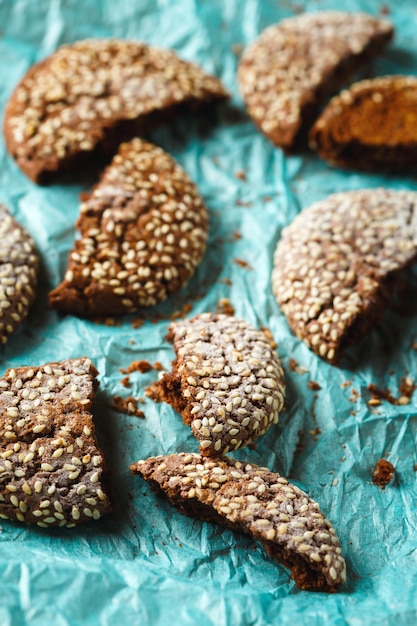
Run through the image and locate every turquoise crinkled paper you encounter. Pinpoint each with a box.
[1,0,417,624]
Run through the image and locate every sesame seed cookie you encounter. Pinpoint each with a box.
[156,313,285,456]
[237,12,393,150]
[0,205,39,346]
[272,188,417,365]
[310,75,417,171]
[4,39,229,183]
[49,138,208,316]
[130,453,346,592]
[0,358,112,527]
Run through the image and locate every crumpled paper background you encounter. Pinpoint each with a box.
[1,0,417,624]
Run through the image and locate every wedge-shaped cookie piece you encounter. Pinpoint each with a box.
[156,313,285,456]
[272,189,417,364]
[237,12,393,150]
[49,138,208,316]
[310,76,417,171]
[0,205,38,345]
[0,358,112,527]
[4,39,228,183]
[131,453,346,592]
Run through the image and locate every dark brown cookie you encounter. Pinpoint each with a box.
[4,39,229,183]
[272,189,417,364]
[155,313,285,456]
[310,75,417,171]
[49,138,208,316]
[0,358,112,527]
[0,205,39,345]
[237,12,393,150]
[130,453,346,592]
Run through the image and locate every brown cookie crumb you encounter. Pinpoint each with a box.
[120,360,153,375]
[373,459,395,489]
[308,381,321,391]
[110,396,145,418]
[233,258,253,270]
[216,298,235,316]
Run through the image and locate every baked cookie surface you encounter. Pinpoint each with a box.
[237,11,393,150]
[0,205,38,346]
[272,189,417,364]
[0,357,112,527]
[156,313,285,456]
[310,75,417,171]
[131,453,346,592]
[4,39,228,183]
[49,138,208,316]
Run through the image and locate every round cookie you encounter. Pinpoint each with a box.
[0,358,113,527]
[49,138,208,316]
[310,75,417,171]
[131,453,346,592]
[4,39,229,183]
[0,205,39,345]
[237,12,393,150]
[272,189,417,364]
[156,313,286,456]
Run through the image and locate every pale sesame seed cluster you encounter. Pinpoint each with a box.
[237,11,393,150]
[131,453,346,592]
[310,75,417,171]
[4,39,228,183]
[0,205,39,345]
[272,188,417,364]
[158,313,285,456]
[49,138,208,315]
[0,358,112,527]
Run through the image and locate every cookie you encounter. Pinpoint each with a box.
[237,12,393,150]
[130,453,346,592]
[4,39,229,183]
[155,313,285,456]
[49,138,208,316]
[272,189,417,364]
[310,75,417,171]
[0,205,39,346]
[0,358,112,527]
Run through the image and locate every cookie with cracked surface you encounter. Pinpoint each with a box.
[130,453,346,592]
[49,138,208,316]
[272,189,417,365]
[155,313,285,456]
[310,76,417,171]
[0,205,39,346]
[0,357,112,527]
[4,39,229,183]
[237,11,393,150]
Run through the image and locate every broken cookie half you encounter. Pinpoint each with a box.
[0,358,112,527]
[154,313,285,456]
[49,138,208,316]
[272,188,417,364]
[131,453,346,592]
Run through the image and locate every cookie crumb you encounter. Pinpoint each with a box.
[145,383,164,402]
[120,376,131,388]
[120,360,153,375]
[110,395,145,418]
[308,380,321,391]
[233,258,253,270]
[235,170,246,181]
[216,298,235,316]
[373,459,395,489]
[154,362,165,371]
